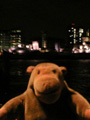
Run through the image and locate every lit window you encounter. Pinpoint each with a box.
[82,42,86,45]
[70,35,73,37]
[26,45,29,48]
[74,29,76,32]
[16,30,21,32]
[79,28,84,33]
[18,44,22,48]
[79,45,83,50]
[84,45,89,50]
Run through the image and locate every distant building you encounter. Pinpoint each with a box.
[67,23,85,46]
[68,23,77,45]
[32,41,40,50]
[82,29,90,43]
[78,28,84,44]
[47,38,64,52]
[0,30,10,50]
[41,32,47,49]
[68,24,90,54]
[10,29,22,47]
[0,29,22,50]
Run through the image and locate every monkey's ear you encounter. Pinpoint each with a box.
[59,66,67,75]
[26,66,35,73]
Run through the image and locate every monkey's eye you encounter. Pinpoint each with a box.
[38,70,40,74]
[52,69,56,73]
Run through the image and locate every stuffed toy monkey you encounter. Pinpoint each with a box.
[0,62,90,120]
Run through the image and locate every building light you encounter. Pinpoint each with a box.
[18,44,22,48]
[79,28,84,33]
[79,45,83,49]
[55,43,59,52]
[71,27,74,30]
[60,48,64,52]
[82,42,86,45]
[70,42,72,44]
[86,29,89,37]
[16,30,21,33]
[10,47,16,51]
[17,50,25,54]
[85,49,90,53]
[32,41,39,50]
[26,45,30,49]
[72,23,75,26]
[68,30,71,32]
[84,45,89,50]
[8,49,12,53]
[78,49,84,53]
[73,29,76,32]
[70,35,73,37]
[29,44,33,50]
[74,39,76,44]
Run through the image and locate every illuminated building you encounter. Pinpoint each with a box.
[82,29,90,43]
[10,29,22,47]
[78,28,84,44]
[68,24,85,46]
[86,29,89,37]
[0,29,22,50]
[0,30,10,50]
[72,28,90,54]
[55,43,60,52]
[41,32,47,49]
[32,41,40,50]
[68,23,77,45]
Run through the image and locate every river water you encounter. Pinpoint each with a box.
[0,58,90,103]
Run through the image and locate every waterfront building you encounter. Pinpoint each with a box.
[0,29,22,51]
[32,41,41,51]
[68,23,77,45]
[0,30,10,50]
[67,24,90,46]
[78,28,84,44]
[41,32,47,49]
[10,29,22,47]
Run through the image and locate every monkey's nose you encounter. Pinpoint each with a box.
[42,82,54,93]
[43,82,50,89]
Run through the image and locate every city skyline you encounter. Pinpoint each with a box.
[0,0,90,42]
[0,23,90,51]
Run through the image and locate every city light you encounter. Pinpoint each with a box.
[26,45,30,49]
[0,25,90,55]
[17,50,25,54]
[32,41,40,50]
[18,44,22,48]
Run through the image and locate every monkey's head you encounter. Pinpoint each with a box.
[26,63,67,104]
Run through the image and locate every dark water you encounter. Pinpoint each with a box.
[1,58,90,104]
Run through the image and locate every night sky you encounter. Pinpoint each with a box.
[0,0,90,42]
